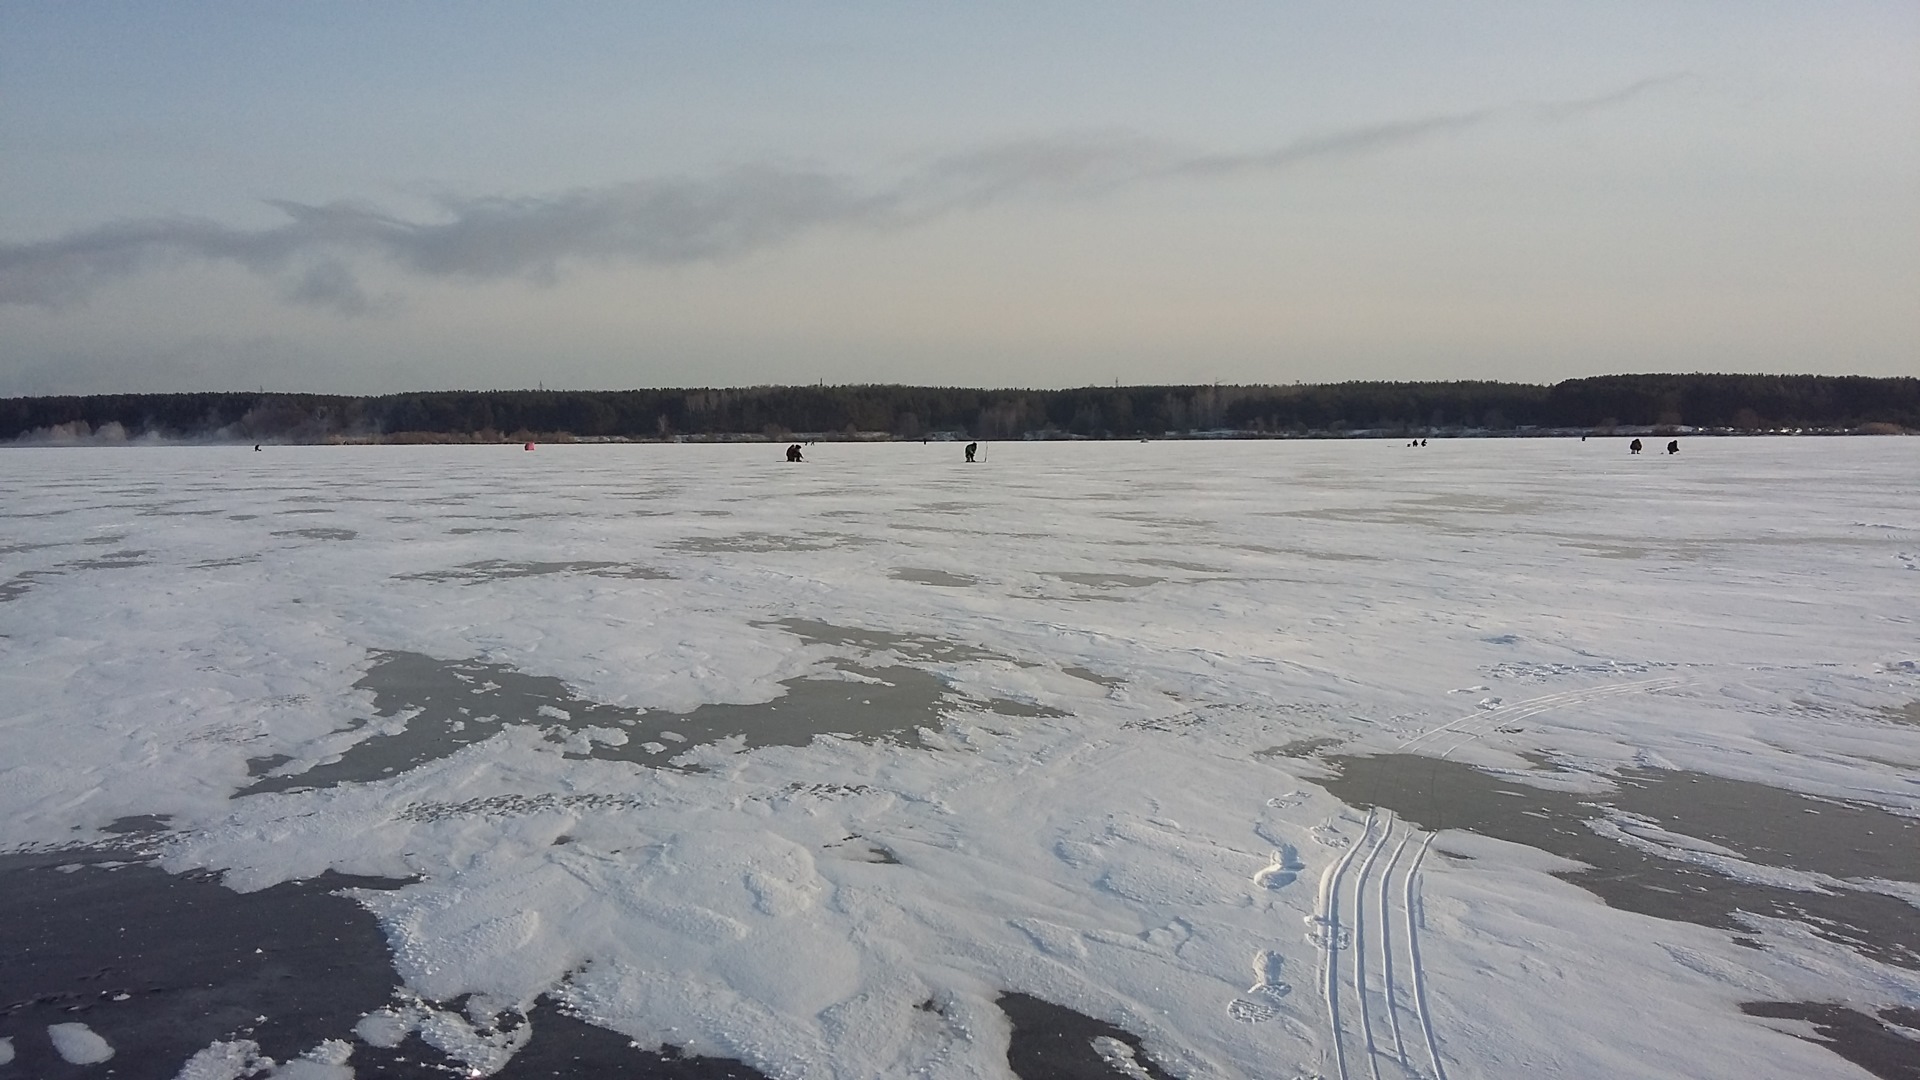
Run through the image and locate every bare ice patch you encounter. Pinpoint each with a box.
[395,559,671,584]
[1319,754,1920,970]
[244,622,1057,795]
[889,566,979,587]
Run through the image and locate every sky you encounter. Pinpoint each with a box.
[2,3,1915,396]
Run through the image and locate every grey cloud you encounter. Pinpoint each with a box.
[0,79,1680,312]
[282,258,382,315]
[1174,108,1500,177]
[1173,76,1686,177]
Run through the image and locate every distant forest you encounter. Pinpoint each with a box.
[4,374,1915,443]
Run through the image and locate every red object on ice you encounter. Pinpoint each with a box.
[524,442,535,450]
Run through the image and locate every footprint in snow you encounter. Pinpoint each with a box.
[1252,846,1303,890]
[1309,826,1350,849]
[1140,917,1193,950]
[1303,917,1351,951]
[1228,997,1280,1023]
[1247,949,1291,999]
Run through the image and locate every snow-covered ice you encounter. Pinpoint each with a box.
[2,437,1916,1078]
[47,1021,115,1063]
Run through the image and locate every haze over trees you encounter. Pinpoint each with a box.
[4,374,1915,444]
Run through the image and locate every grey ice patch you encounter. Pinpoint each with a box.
[889,567,978,588]
[101,814,174,836]
[0,571,52,603]
[1321,754,1920,970]
[1132,557,1232,574]
[770,619,1010,665]
[242,642,1036,796]
[2,551,150,601]
[272,528,357,541]
[65,549,151,570]
[193,555,261,569]
[1563,541,1657,559]
[1050,572,1164,589]
[985,697,1069,719]
[1254,737,1342,760]
[1062,666,1126,688]
[1877,701,1920,728]
[1230,542,1382,562]
[667,531,869,553]
[1739,1001,1920,1080]
[396,560,671,584]
[998,994,1179,1080]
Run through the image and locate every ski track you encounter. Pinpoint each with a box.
[1316,808,1374,1080]
[1312,809,1450,1080]
[1318,677,1688,1078]
[1398,676,1685,759]
[1377,832,1414,1073]
[1405,833,1446,1080]
[1352,812,1393,1080]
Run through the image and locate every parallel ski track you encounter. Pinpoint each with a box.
[1307,677,1683,1076]
[1309,675,1685,1077]
[1376,832,1414,1072]
[1318,810,1443,1080]
[1316,808,1376,1080]
[1351,813,1395,1080]
[1404,833,1445,1080]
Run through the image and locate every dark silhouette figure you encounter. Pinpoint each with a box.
[786,444,804,463]
[1420,438,1427,447]
[1667,440,1679,455]
[965,442,978,463]
[253,444,261,451]
[1630,438,1643,454]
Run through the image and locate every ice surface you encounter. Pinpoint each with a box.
[2,438,1917,1078]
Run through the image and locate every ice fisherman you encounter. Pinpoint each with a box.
[1667,440,1680,455]
[1630,438,1643,454]
[965,442,978,463]
[786,443,804,463]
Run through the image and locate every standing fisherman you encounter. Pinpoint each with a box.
[965,442,978,463]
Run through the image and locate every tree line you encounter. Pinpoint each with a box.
[3,374,1914,443]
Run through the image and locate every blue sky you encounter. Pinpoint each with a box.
[2,2,1914,394]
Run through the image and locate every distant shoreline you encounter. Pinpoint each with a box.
[7,426,1910,448]
[5,374,1916,445]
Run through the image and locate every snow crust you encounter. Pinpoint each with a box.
[47,1021,115,1063]
[2,438,1917,1079]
